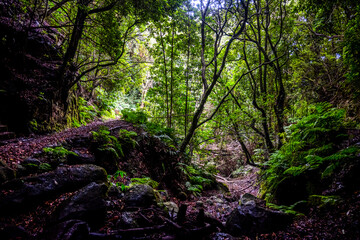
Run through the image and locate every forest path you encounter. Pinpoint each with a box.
[215,171,259,197]
[181,168,260,224]
[0,119,132,168]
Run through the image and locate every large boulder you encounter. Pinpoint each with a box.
[225,203,292,237]
[51,182,108,228]
[123,184,156,207]
[0,164,107,214]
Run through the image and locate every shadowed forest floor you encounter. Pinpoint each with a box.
[0,120,359,239]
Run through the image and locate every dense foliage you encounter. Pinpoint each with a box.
[2,0,359,205]
[261,103,359,204]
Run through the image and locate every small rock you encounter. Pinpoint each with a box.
[123,184,156,207]
[240,193,257,206]
[22,157,41,166]
[108,184,122,198]
[213,197,225,204]
[68,152,96,165]
[20,158,42,174]
[0,159,7,167]
[0,164,108,214]
[163,201,179,218]
[206,199,214,205]
[216,182,230,193]
[116,211,140,229]
[196,201,204,208]
[94,148,119,174]
[210,232,235,240]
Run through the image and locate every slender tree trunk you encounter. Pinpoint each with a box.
[185,5,191,137]
[179,0,249,153]
[170,22,175,129]
[159,26,170,128]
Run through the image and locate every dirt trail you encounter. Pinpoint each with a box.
[0,119,132,168]
[216,172,259,197]
[179,168,260,225]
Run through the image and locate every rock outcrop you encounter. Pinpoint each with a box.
[225,194,292,237]
[0,164,107,213]
[51,182,108,228]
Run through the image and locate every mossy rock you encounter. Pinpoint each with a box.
[94,148,120,174]
[216,181,230,193]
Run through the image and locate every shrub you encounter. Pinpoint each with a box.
[179,163,216,196]
[261,103,359,203]
[121,108,148,124]
[121,109,178,148]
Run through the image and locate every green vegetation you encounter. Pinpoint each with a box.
[5,0,360,217]
[179,163,215,196]
[121,108,148,125]
[92,126,124,159]
[108,170,128,191]
[121,109,178,147]
[91,126,138,159]
[261,103,359,203]
[107,170,159,192]
[43,146,78,164]
[118,129,138,148]
[266,202,305,216]
[308,195,341,208]
[130,177,159,189]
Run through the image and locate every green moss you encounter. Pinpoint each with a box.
[267,202,305,216]
[43,146,78,164]
[130,177,159,189]
[308,195,341,208]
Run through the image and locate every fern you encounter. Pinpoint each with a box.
[92,126,124,158]
[178,163,216,195]
[261,103,359,204]
[118,129,138,148]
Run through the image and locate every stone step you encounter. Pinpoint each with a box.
[0,132,15,141]
[0,125,8,132]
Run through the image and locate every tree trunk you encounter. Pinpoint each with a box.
[56,0,91,113]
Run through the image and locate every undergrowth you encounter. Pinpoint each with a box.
[42,146,78,165]
[121,108,178,147]
[261,103,359,203]
[178,163,215,196]
[108,170,159,192]
[91,126,138,159]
